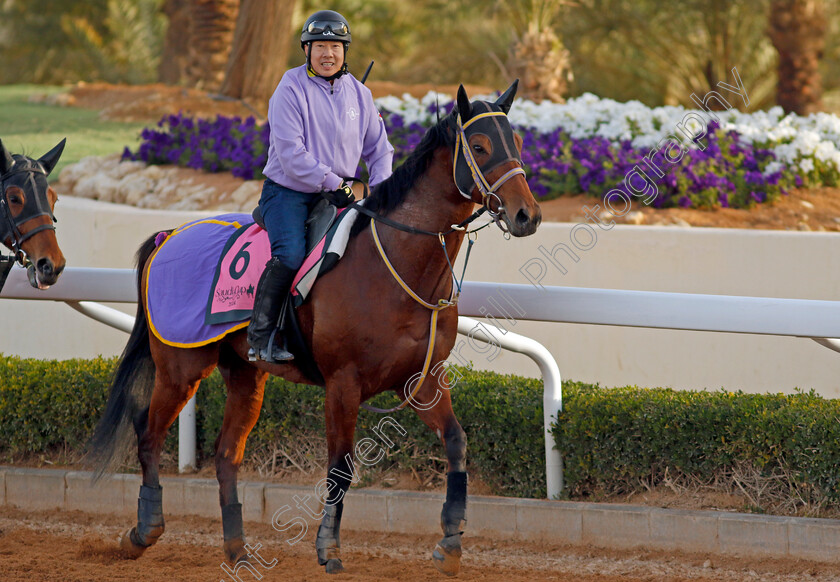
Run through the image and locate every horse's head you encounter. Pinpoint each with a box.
[0,138,67,288]
[450,81,541,237]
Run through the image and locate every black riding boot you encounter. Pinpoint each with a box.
[247,256,295,362]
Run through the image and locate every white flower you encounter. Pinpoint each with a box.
[762,161,783,176]
[374,91,840,176]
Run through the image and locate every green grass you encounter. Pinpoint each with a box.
[0,84,148,180]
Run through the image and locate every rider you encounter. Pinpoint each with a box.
[247,9,395,363]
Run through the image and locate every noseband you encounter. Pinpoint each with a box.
[0,159,57,267]
[452,109,526,233]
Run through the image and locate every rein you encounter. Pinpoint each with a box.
[360,219,459,414]
[348,200,489,237]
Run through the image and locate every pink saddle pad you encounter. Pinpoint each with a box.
[205,222,272,325]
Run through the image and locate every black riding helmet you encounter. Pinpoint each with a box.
[301,10,351,81]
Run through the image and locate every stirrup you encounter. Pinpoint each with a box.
[248,330,294,363]
[247,346,294,363]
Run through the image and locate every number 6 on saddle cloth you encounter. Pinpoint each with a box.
[145,198,352,386]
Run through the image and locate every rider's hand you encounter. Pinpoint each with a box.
[322,182,354,208]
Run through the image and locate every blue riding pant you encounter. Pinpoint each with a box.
[259,179,319,270]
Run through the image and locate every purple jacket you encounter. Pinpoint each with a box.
[262,65,394,193]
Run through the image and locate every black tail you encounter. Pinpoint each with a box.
[87,231,169,480]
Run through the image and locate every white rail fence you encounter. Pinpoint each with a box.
[5,267,840,499]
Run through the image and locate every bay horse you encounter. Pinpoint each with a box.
[0,138,67,289]
[89,82,541,575]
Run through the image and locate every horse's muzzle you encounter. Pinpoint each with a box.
[506,205,542,237]
[35,257,64,287]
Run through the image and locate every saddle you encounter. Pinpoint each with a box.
[251,198,337,259]
[254,199,359,385]
[251,199,336,385]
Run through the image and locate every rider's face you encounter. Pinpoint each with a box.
[307,42,345,77]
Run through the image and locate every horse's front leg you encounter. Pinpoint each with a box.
[414,383,467,576]
[317,375,361,574]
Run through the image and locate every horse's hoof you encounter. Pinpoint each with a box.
[224,538,249,565]
[118,528,147,559]
[324,558,345,574]
[432,541,462,576]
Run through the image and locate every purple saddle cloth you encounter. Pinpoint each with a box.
[146,213,256,347]
[146,207,361,348]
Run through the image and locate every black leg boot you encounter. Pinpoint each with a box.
[247,256,295,363]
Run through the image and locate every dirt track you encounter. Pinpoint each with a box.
[2,507,840,581]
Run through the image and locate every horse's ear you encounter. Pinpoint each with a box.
[456,84,472,122]
[38,138,66,176]
[0,139,13,175]
[495,79,519,114]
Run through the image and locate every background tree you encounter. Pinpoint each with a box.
[294,0,509,88]
[560,0,777,108]
[183,0,239,91]
[158,0,190,84]
[0,0,163,85]
[498,0,573,102]
[768,0,827,115]
[220,0,296,105]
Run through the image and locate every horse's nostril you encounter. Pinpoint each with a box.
[37,258,53,277]
[516,208,531,226]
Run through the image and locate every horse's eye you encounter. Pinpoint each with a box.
[472,144,485,153]
[8,195,21,205]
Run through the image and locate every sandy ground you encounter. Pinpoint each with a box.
[3,506,840,582]
[537,188,840,231]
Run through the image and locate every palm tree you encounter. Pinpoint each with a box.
[768,0,826,115]
[220,0,297,105]
[183,0,239,91]
[499,0,573,102]
[158,0,190,84]
[562,0,777,109]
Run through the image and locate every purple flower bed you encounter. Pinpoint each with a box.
[125,109,800,210]
[513,121,799,209]
[123,112,269,180]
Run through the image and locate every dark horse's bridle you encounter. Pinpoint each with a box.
[0,158,58,290]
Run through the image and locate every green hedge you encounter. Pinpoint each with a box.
[2,354,839,511]
[553,383,840,512]
[0,355,545,498]
[195,365,546,497]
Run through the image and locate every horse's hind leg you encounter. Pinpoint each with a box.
[215,345,268,565]
[121,344,217,558]
[413,384,467,576]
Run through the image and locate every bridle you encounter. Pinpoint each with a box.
[0,159,58,290]
[451,108,526,235]
[350,107,527,239]
[0,159,57,266]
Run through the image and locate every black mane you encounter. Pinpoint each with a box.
[350,114,455,238]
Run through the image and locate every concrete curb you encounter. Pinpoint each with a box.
[3,465,840,562]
